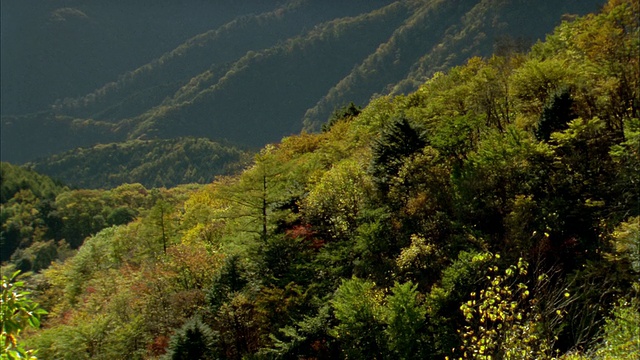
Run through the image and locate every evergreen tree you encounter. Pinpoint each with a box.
[535,88,575,141]
[164,316,216,360]
[322,102,362,132]
[370,117,425,196]
[206,254,248,313]
[383,281,430,359]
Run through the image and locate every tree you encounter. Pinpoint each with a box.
[426,251,495,357]
[1,189,47,262]
[388,146,454,250]
[455,127,554,251]
[352,207,397,283]
[214,292,263,359]
[206,254,248,313]
[510,58,575,125]
[370,117,425,196]
[547,117,619,264]
[146,188,179,257]
[396,234,447,290]
[465,56,519,132]
[164,317,216,360]
[330,277,385,359]
[304,158,373,241]
[150,200,174,255]
[54,189,111,249]
[219,146,292,244]
[535,88,576,141]
[265,305,337,359]
[383,281,429,359]
[322,102,362,132]
[609,118,640,220]
[106,207,137,227]
[459,256,561,359]
[593,294,640,359]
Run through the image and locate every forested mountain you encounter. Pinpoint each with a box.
[2,1,638,358]
[1,0,604,168]
[0,162,66,204]
[0,0,288,115]
[27,137,251,189]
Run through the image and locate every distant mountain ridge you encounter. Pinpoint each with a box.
[1,0,604,167]
[27,137,251,189]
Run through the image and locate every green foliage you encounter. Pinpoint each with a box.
[106,206,137,226]
[304,158,373,241]
[546,116,620,262]
[428,114,483,161]
[510,58,576,124]
[457,255,578,359]
[149,199,176,255]
[10,240,67,273]
[54,190,111,248]
[0,163,67,262]
[370,116,426,195]
[330,279,432,359]
[610,118,640,216]
[1,190,49,263]
[30,137,250,189]
[330,277,385,359]
[560,284,640,359]
[28,269,150,360]
[426,251,495,356]
[456,127,554,249]
[607,217,640,272]
[0,163,65,204]
[1,271,47,360]
[61,226,123,305]
[352,207,397,282]
[383,281,429,359]
[396,234,446,289]
[213,292,264,358]
[262,233,313,288]
[388,146,455,252]
[206,254,248,313]
[594,293,640,359]
[164,316,216,360]
[322,102,362,132]
[1,179,156,271]
[535,88,576,141]
[265,304,336,359]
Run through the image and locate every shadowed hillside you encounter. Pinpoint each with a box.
[1,0,605,173]
[28,137,251,189]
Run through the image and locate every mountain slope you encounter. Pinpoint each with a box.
[0,162,66,204]
[28,138,251,189]
[1,0,605,167]
[0,0,280,115]
[52,0,396,122]
[124,1,413,146]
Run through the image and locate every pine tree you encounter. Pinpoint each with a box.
[370,117,425,195]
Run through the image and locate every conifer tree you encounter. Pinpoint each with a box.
[370,117,425,196]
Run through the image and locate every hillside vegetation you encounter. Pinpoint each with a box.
[2,1,638,358]
[1,0,603,167]
[28,137,251,189]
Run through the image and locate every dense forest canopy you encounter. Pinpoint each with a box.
[1,0,640,360]
[26,137,252,189]
[1,0,639,359]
